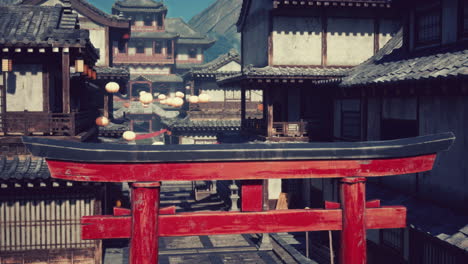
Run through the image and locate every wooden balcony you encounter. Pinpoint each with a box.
[272,122,308,138]
[113,53,174,64]
[243,119,309,142]
[0,111,97,136]
[244,118,267,136]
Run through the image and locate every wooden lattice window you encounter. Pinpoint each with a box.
[144,16,153,26]
[189,48,197,59]
[415,4,442,47]
[118,41,127,53]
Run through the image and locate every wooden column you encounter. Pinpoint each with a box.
[241,86,246,129]
[130,182,161,264]
[267,91,274,137]
[62,52,70,114]
[104,94,109,118]
[340,177,367,264]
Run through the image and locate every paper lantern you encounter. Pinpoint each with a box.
[139,92,153,104]
[158,94,167,100]
[160,99,167,105]
[95,116,110,127]
[83,64,89,76]
[2,59,12,72]
[188,96,199,104]
[172,97,184,107]
[105,82,120,93]
[123,131,136,141]
[75,59,84,73]
[198,93,211,103]
[175,91,185,98]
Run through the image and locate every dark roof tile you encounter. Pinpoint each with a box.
[0,156,50,181]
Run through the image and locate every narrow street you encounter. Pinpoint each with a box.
[104,182,295,264]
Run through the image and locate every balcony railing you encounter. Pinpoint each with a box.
[244,118,267,136]
[0,111,96,136]
[113,53,174,64]
[272,121,308,138]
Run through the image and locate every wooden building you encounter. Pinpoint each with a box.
[177,50,262,145]
[111,0,215,96]
[222,0,400,142]
[0,4,107,264]
[322,0,468,262]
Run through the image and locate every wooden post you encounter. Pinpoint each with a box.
[267,92,274,137]
[104,94,109,118]
[340,177,367,264]
[130,182,161,264]
[62,52,70,114]
[241,86,246,129]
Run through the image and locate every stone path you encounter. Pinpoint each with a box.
[104,181,288,264]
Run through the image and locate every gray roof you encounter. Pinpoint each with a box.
[0,156,50,181]
[123,101,181,119]
[170,118,241,132]
[244,65,350,78]
[367,183,468,252]
[132,74,183,83]
[131,31,178,39]
[341,30,468,87]
[189,49,241,75]
[96,66,129,78]
[165,18,215,46]
[0,5,92,47]
[113,0,166,13]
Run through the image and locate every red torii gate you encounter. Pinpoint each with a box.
[23,133,454,264]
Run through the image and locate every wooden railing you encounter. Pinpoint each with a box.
[113,53,174,64]
[0,111,96,136]
[272,121,308,138]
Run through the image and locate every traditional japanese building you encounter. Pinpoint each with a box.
[111,0,215,97]
[326,0,468,262]
[174,50,262,145]
[0,4,106,264]
[222,0,400,143]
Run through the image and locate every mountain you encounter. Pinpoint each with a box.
[188,0,242,62]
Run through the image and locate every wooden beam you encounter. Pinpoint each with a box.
[241,180,263,212]
[81,206,405,239]
[62,52,71,114]
[46,154,437,182]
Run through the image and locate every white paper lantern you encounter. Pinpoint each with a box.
[158,94,167,100]
[175,91,185,98]
[123,131,136,141]
[160,99,167,105]
[198,93,211,103]
[166,97,175,106]
[188,96,199,104]
[139,92,153,104]
[105,82,120,93]
[173,97,184,107]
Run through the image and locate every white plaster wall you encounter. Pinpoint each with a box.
[272,16,322,66]
[130,66,171,75]
[217,61,241,72]
[180,136,217,145]
[88,29,107,66]
[379,19,400,49]
[39,0,62,6]
[268,179,282,200]
[177,46,188,60]
[128,47,136,55]
[250,90,263,102]
[205,89,225,101]
[327,18,374,66]
[180,137,195,145]
[6,64,43,112]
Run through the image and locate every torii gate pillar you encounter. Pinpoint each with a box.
[341,177,367,264]
[130,182,161,264]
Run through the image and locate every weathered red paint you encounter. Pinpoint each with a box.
[241,180,264,212]
[130,183,161,264]
[340,178,367,264]
[46,154,437,182]
[81,206,406,240]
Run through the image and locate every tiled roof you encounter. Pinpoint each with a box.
[112,0,166,13]
[367,183,468,252]
[189,49,241,74]
[131,74,183,83]
[244,65,350,78]
[131,31,178,39]
[170,118,241,132]
[0,156,50,180]
[165,18,215,46]
[96,66,129,78]
[0,5,92,47]
[341,30,468,87]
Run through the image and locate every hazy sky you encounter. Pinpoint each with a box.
[89,0,216,21]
